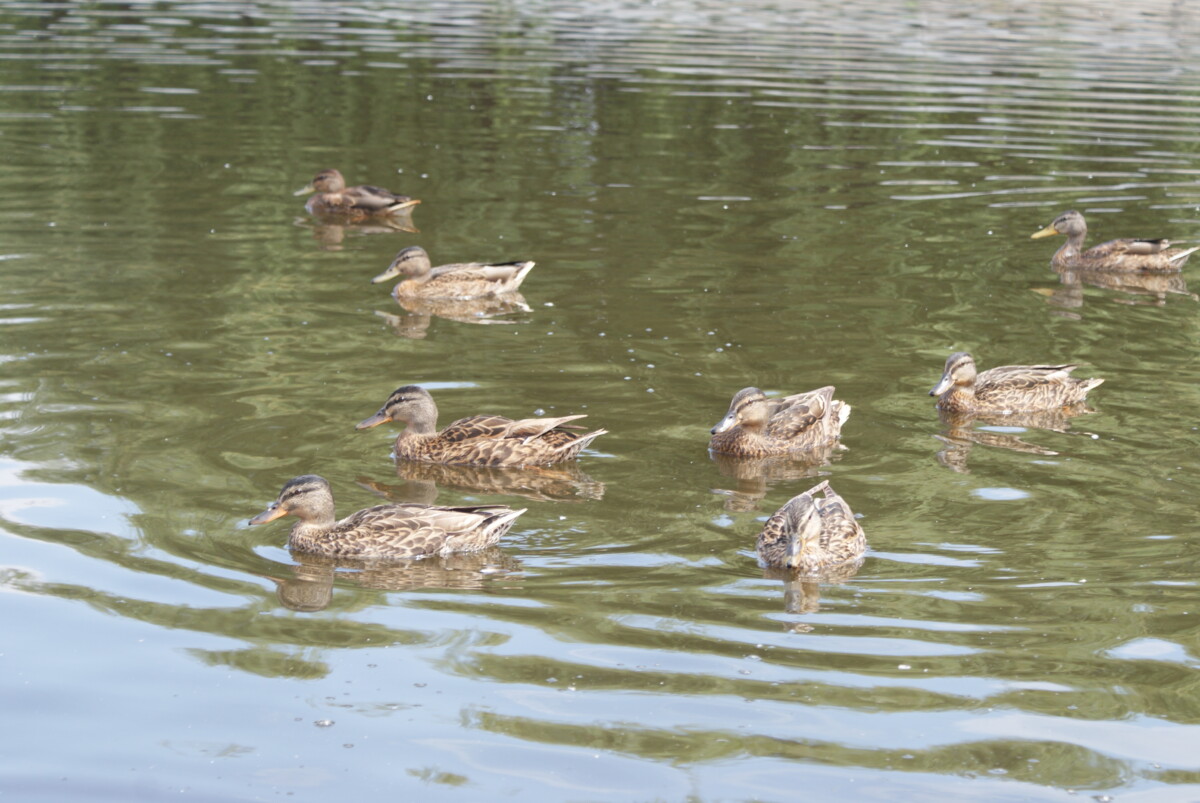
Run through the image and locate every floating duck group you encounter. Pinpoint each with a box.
[258,172,1189,584]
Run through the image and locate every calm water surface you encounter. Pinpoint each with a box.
[2,1,1200,799]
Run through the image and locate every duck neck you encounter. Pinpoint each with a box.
[1054,240,1081,267]
[726,421,765,448]
[399,405,439,437]
[940,385,975,412]
[288,517,337,552]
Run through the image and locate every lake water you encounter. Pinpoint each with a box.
[2,1,1199,800]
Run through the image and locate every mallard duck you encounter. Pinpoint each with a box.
[1031,210,1198,272]
[930,351,1104,414]
[249,474,525,559]
[356,385,608,468]
[372,246,535,300]
[757,480,866,573]
[294,169,420,220]
[709,386,850,457]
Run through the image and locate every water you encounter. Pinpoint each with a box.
[2,1,1200,799]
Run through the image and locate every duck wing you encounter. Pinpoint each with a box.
[977,364,1078,392]
[766,387,833,440]
[345,185,417,212]
[329,503,522,557]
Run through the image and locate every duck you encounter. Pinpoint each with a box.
[249,474,525,559]
[930,351,1104,415]
[294,169,420,220]
[709,386,850,457]
[356,385,608,468]
[1031,210,1198,272]
[372,246,535,300]
[757,480,866,574]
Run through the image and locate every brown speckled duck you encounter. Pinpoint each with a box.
[757,480,866,573]
[372,246,535,300]
[1031,210,1198,272]
[930,352,1104,415]
[294,169,420,220]
[249,475,525,559]
[709,386,850,457]
[356,385,607,468]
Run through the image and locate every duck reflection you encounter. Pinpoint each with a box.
[357,460,604,505]
[294,216,419,251]
[934,406,1094,473]
[709,446,840,512]
[1037,266,1196,312]
[261,548,521,612]
[374,293,532,340]
[764,559,864,619]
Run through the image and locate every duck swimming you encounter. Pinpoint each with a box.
[372,246,534,300]
[1031,210,1198,272]
[757,480,866,574]
[930,351,1104,415]
[709,386,850,457]
[294,169,420,220]
[249,475,525,559]
[356,385,607,468]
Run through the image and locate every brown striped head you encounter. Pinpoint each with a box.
[294,168,345,196]
[930,352,976,397]
[784,491,824,552]
[372,246,433,284]
[711,387,770,435]
[250,474,335,526]
[1031,210,1085,240]
[356,385,438,433]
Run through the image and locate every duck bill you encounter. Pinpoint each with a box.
[249,504,287,525]
[293,183,316,197]
[371,264,403,284]
[1030,224,1059,239]
[356,411,393,430]
[929,374,954,396]
[710,412,737,435]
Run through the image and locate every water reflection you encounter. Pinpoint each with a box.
[709,448,838,512]
[295,217,419,251]
[1036,267,1197,314]
[356,460,604,505]
[934,407,1096,473]
[374,293,532,339]
[260,548,522,612]
[764,560,865,620]
[3,0,1200,797]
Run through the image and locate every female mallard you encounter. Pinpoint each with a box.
[294,169,421,220]
[1031,210,1198,272]
[930,351,1104,415]
[757,480,866,573]
[372,246,535,300]
[356,385,607,468]
[249,474,525,559]
[709,386,850,457]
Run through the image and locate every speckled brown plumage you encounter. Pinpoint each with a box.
[249,474,525,559]
[709,386,851,457]
[294,169,420,220]
[930,352,1104,415]
[372,246,534,300]
[1032,210,1198,272]
[356,385,607,468]
[756,480,866,574]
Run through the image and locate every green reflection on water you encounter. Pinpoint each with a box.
[1,1,1199,799]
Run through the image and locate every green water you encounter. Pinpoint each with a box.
[2,1,1199,799]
